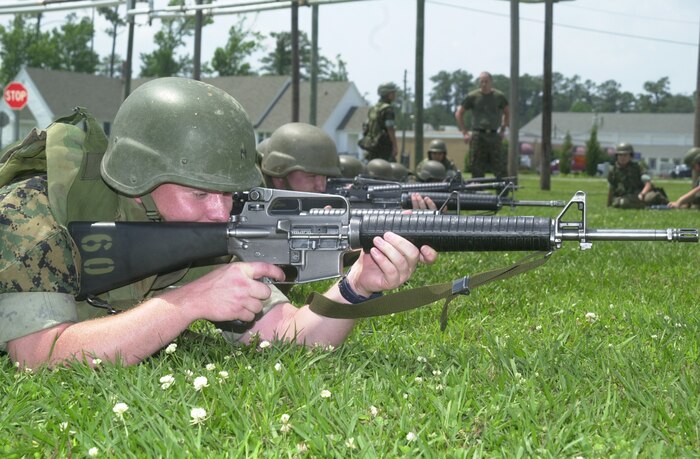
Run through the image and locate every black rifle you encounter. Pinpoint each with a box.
[68,188,697,300]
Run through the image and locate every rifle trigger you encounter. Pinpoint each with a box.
[452,276,471,296]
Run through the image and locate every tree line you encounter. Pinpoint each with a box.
[0,10,695,134]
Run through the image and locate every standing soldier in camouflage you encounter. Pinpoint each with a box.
[668,147,700,209]
[358,82,399,162]
[607,142,667,208]
[455,71,509,178]
[0,78,436,369]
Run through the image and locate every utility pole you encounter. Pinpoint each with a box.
[291,0,300,122]
[401,69,408,167]
[123,0,136,100]
[540,0,553,190]
[193,0,203,80]
[694,21,700,148]
[508,0,520,178]
[414,0,425,165]
[310,4,319,125]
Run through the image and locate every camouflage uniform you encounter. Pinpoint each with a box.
[0,175,288,351]
[362,101,395,162]
[607,161,666,208]
[460,89,507,178]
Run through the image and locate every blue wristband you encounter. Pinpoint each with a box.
[338,277,383,304]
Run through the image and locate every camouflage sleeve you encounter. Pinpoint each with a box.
[0,292,78,352]
[220,284,290,344]
[1,177,80,350]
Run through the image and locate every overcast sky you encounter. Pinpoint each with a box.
[7,0,699,102]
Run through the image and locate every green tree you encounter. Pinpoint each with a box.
[585,124,603,176]
[210,18,262,76]
[54,14,99,73]
[558,131,573,175]
[324,54,349,81]
[637,77,671,113]
[258,30,343,82]
[97,6,126,78]
[139,0,212,77]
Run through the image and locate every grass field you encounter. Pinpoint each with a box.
[1,174,698,458]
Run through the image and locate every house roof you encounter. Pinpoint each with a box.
[256,80,355,133]
[521,112,694,140]
[17,68,364,136]
[22,67,124,121]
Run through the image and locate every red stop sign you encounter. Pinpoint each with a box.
[4,82,28,110]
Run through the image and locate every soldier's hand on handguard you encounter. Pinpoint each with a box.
[160,262,286,323]
[410,192,438,211]
[344,232,438,298]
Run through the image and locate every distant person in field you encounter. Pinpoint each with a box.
[606,142,668,208]
[455,71,509,179]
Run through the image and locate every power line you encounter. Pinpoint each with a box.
[428,0,698,47]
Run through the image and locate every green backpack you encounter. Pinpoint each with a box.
[0,107,119,226]
[357,102,391,153]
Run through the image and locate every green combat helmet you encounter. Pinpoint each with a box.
[427,139,447,160]
[683,147,700,167]
[367,158,394,181]
[339,155,364,179]
[377,82,399,99]
[390,161,409,182]
[416,160,447,182]
[615,143,634,155]
[261,122,341,178]
[101,77,260,196]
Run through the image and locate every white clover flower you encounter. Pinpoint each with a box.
[585,312,598,323]
[160,374,175,390]
[259,340,271,349]
[535,325,542,331]
[112,402,129,417]
[88,447,99,457]
[193,376,209,391]
[403,393,409,399]
[165,343,177,354]
[218,371,229,380]
[296,443,308,453]
[185,370,194,378]
[190,407,207,425]
[205,363,216,371]
[274,362,283,372]
[245,365,253,371]
[406,432,417,442]
[92,358,102,366]
[651,334,658,339]
[345,437,356,449]
[369,405,379,417]
[416,356,427,363]
[280,423,292,433]
[325,344,335,352]
[280,413,291,424]
[23,367,33,374]
[59,422,68,432]
[435,384,444,391]
[320,389,332,398]
[432,370,442,376]
[414,376,423,384]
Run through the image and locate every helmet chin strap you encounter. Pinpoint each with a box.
[139,193,162,222]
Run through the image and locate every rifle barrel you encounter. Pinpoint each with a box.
[565,228,698,242]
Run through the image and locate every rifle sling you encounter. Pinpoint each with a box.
[307,252,552,330]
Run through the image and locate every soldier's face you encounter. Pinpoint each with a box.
[276,171,327,193]
[616,153,631,166]
[430,151,446,162]
[479,75,492,93]
[148,183,233,222]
